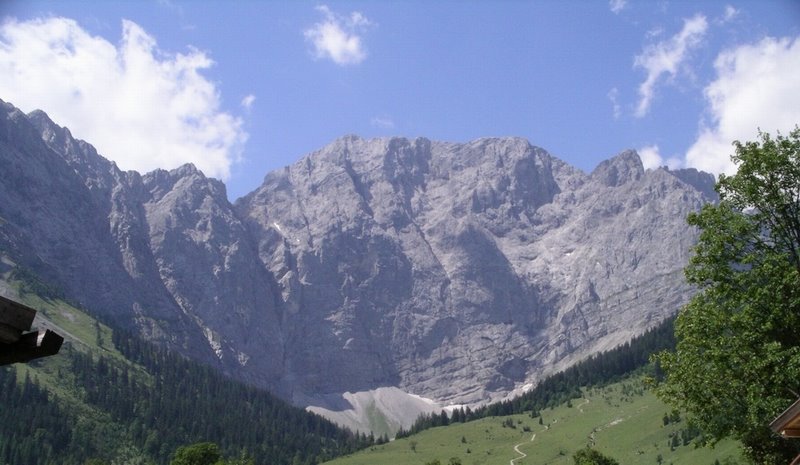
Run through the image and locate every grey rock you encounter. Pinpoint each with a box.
[237,135,713,405]
[0,100,716,428]
[1,100,285,392]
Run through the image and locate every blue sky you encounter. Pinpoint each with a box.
[2,1,799,200]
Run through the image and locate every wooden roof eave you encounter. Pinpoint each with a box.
[771,398,800,438]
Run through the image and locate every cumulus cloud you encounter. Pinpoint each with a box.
[609,0,627,14]
[634,14,708,117]
[638,145,663,170]
[685,35,800,175]
[304,5,372,66]
[0,17,245,180]
[638,144,682,170]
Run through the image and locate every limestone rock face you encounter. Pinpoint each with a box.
[0,100,715,414]
[236,136,713,404]
[1,100,285,392]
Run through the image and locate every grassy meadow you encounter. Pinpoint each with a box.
[324,378,743,465]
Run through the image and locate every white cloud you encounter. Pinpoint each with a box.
[607,87,621,120]
[241,94,256,110]
[638,144,682,170]
[685,36,800,175]
[638,145,663,170]
[721,5,739,23]
[609,0,627,14]
[645,27,664,40]
[634,14,708,117]
[370,115,395,129]
[0,17,246,180]
[304,5,372,66]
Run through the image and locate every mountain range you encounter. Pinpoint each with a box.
[0,99,715,433]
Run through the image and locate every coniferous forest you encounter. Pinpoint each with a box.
[0,325,376,465]
[0,369,72,465]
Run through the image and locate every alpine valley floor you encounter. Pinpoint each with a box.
[323,376,743,465]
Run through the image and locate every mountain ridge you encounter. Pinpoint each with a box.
[0,99,715,432]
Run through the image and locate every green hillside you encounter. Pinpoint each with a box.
[0,266,374,465]
[0,264,747,465]
[324,377,743,465]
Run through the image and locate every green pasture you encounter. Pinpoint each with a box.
[324,378,743,465]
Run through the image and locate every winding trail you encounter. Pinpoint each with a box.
[510,432,536,465]
[509,399,589,464]
[578,397,590,413]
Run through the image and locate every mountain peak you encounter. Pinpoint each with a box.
[591,149,644,187]
[26,109,75,148]
[173,162,203,178]
[668,167,717,200]
[26,109,57,127]
[141,163,230,206]
[0,98,26,121]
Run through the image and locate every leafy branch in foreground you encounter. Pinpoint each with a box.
[654,127,800,464]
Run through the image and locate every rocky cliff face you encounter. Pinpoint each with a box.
[1,100,285,392]
[236,136,712,405]
[0,100,715,420]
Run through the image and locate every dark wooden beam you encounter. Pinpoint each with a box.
[0,329,64,366]
[0,294,37,343]
[0,295,65,365]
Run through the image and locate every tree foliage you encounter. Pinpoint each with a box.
[572,446,619,465]
[0,369,75,465]
[166,442,255,465]
[655,128,800,464]
[170,442,222,465]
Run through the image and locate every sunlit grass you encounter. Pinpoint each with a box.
[324,379,743,465]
